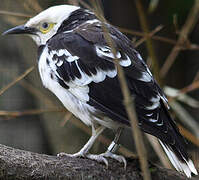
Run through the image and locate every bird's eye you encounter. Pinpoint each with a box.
[42,22,49,29]
[40,22,54,34]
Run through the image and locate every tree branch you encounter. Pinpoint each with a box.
[0,144,197,180]
[135,0,161,84]
[160,0,199,78]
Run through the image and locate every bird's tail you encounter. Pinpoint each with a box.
[153,99,198,177]
[159,140,198,178]
[157,100,198,178]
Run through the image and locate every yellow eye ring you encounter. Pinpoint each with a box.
[40,22,54,34]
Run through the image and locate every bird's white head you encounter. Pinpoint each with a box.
[3,5,80,45]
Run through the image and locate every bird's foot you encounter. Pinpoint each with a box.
[57,151,127,169]
[57,151,109,166]
[87,151,127,169]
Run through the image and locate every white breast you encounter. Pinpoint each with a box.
[38,47,95,126]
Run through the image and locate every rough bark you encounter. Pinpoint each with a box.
[0,144,198,180]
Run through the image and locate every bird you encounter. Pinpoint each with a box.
[3,4,198,178]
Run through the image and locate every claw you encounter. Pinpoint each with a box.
[86,154,109,167]
[102,151,127,169]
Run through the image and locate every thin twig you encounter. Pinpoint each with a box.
[135,0,160,85]
[116,26,199,50]
[90,1,151,179]
[178,124,199,147]
[180,81,199,95]
[0,109,67,118]
[0,66,34,96]
[134,25,163,47]
[160,0,199,78]
[167,81,199,102]
[165,86,199,108]
[118,27,175,45]
[0,10,32,18]
[169,100,199,138]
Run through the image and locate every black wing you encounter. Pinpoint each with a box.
[47,21,188,161]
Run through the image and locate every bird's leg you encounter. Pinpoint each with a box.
[102,127,127,168]
[57,125,105,158]
[107,127,123,153]
[86,127,127,169]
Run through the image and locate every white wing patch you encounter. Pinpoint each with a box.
[137,53,143,61]
[146,96,160,110]
[56,59,63,67]
[135,52,153,78]
[151,96,160,102]
[146,67,152,76]
[49,49,79,63]
[95,45,121,59]
[147,111,159,123]
[95,45,132,67]
[106,69,117,78]
[119,55,131,67]
[91,69,106,83]
[148,118,158,123]
[86,19,100,24]
[138,72,152,82]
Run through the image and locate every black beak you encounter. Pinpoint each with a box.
[2,25,37,36]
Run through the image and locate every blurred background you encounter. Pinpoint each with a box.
[0,0,199,172]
